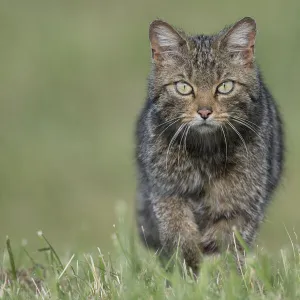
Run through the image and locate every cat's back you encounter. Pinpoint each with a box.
[261,84,284,196]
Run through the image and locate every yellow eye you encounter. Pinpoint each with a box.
[175,81,193,95]
[217,81,234,94]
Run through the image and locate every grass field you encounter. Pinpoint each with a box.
[1,219,300,299]
[0,0,299,254]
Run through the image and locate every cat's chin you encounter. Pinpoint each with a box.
[192,123,219,134]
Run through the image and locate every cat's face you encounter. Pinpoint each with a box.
[149,18,260,138]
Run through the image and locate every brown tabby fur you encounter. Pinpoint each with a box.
[135,17,284,274]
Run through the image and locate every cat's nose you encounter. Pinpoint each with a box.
[198,107,212,120]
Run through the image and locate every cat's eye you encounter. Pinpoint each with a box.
[175,81,193,96]
[217,81,234,94]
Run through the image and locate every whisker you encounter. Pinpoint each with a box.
[156,119,180,140]
[184,124,192,156]
[155,112,187,128]
[178,124,189,165]
[229,114,260,128]
[155,116,184,129]
[227,121,249,157]
[231,117,262,140]
[166,124,185,170]
[232,117,260,136]
[220,125,228,170]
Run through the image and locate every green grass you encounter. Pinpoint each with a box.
[2,222,300,299]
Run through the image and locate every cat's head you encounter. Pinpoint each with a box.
[148,17,261,140]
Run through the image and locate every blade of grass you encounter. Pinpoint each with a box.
[37,231,64,272]
[6,236,17,281]
[58,254,75,280]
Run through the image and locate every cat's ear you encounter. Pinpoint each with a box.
[218,17,256,65]
[149,20,187,63]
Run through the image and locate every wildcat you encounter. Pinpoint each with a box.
[135,17,284,274]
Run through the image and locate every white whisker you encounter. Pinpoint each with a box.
[231,117,263,143]
[227,121,249,157]
[220,125,228,170]
[166,124,185,170]
[156,119,180,140]
[184,124,192,156]
[178,124,189,165]
[229,114,260,128]
[155,116,183,128]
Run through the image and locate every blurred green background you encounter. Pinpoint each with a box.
[0,0,299,254]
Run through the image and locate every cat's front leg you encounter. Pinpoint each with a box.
[200,214,261,265]
[152,197,201,274]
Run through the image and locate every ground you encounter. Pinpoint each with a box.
[1,222,299,300]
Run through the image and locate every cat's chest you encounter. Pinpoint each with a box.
[189,168,252,219]
[162,155,220,196]
[164,160,203,195]
[166,152,221,185]
[151,142,229,196]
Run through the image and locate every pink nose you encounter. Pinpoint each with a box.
[198,107,212,120]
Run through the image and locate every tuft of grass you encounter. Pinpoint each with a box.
[0,225,300,299]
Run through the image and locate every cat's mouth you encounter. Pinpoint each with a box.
[190,117,220,133]
[192,116,219,126]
